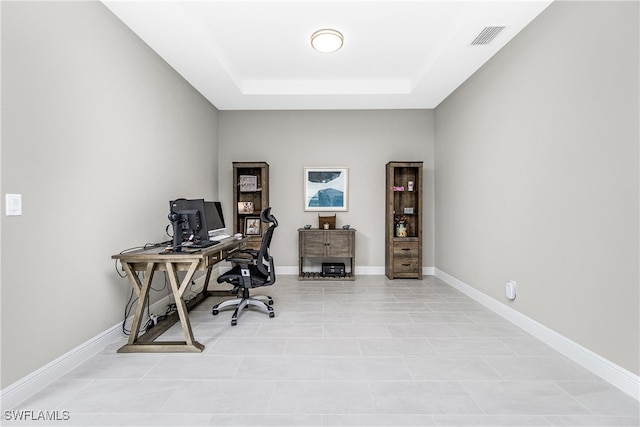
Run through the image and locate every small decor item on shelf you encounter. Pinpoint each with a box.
[395,216,408,237]
[238,201,254,214]
[318,214,336,229]
[239,175,258,192]
[407,181,414,191]
[393,185,405,192]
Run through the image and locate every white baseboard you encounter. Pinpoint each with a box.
[275,266,299,275]
[357,266,385,275]
[277,266,435,277]
[435,268,640,401]
[0,323,123,410]
[276,266,389,276]
[423,266,435,276]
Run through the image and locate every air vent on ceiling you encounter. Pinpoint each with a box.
[470,26,506,45]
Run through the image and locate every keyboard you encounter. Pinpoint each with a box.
[183,240,219,249]
[210,233,231,241]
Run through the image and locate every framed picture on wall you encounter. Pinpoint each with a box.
[304,167,348,211]
[244,217,261,236]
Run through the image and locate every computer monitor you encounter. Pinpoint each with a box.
[169,199,206,245]
[169,199,226,244]
[204,201,226,236]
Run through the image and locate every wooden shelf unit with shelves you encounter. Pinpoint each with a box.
[232,162,269,250]
[385,161,423,279]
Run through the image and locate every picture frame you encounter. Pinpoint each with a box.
[237,201,254,214]
[244,217,261,236]
[304,167,348,211]
[239,175,258,192]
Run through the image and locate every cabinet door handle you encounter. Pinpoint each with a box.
[401,248,411,251]
[402,263,411,266]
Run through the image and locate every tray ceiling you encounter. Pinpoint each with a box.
[103,0,553,110]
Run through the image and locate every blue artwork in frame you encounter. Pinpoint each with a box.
[304,167,348,211]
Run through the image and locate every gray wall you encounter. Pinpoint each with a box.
[434,1,639,374]
[217,110,435,272]
[1,1,219,387]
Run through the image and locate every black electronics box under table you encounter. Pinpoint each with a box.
[322,262,346,277]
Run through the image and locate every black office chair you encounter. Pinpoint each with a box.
[212,207,277,325]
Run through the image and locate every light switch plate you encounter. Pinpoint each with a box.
[6,194,22,216]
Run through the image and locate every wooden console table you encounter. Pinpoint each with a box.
[298,228,356,280]
[112,237,247,353]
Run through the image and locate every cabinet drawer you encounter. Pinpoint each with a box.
[393,241,419,258]
[220,248,235,261]
[393,258,419,274]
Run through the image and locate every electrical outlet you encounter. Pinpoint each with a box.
[506,280,517,300]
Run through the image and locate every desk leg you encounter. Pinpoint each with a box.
[203,265,213,292]
[125,262,155,346]
[118,261,204,353]
[164,262,204,352]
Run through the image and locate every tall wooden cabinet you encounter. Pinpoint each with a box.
[385,161,423,279]
[232,162,269,250]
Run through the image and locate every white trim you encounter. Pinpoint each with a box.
[435,268,640,401]
[423,266,435,276]
[276,266,299,275]
[0,324,122,410]
[277,266,435,277]
[357,266,385,275]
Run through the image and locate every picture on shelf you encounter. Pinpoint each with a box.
[244,217,261,235]
[237,201,254,214]
[239,175,258,192]
[304,167,348,211]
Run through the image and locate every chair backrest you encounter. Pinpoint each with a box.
[255,207,278,281]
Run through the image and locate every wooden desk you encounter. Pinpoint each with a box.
[112,238,247,353]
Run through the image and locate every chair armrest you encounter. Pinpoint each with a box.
[240,249,259,257]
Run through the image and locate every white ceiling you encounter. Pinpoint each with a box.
[102,0,553,110]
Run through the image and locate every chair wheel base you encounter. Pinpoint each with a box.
[211,295,274,325]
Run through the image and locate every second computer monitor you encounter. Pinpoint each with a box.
[204,201,225,235]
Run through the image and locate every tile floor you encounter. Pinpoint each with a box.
[5,275,639,426]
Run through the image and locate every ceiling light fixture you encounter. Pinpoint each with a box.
[311,29,343,53]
